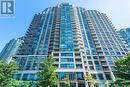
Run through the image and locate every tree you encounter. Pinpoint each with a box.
[36,56,58,87]
[0,60,18,87]
[7,80,32,87]
[61,77,70,85]
[60,77,71,87]
[114,55,130,86]
[86,73,96,87]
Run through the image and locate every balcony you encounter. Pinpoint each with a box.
[102,66,110,71]
[101,62,107,66]
[75,59,82,63]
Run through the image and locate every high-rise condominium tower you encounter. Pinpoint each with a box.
[0,38,23,63]
[13,3,128,87]
[118,28,130,50]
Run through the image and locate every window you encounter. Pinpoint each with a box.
[92,50,96,55]
[60,83,69,87]
[108,61,113,64]
[61,53,73,56]
[94,61,99,65]
[75,53,80,56]
[116,52,121,55]
[58,72,66,80]
[53,53,59,56]
[104,52,109,55]
[75,59,81,62]
[13,74,21,80]
[96,66,102,70]
[76,64,82,69]
[55,59,59,62]
[54,64,58,69]
[110,52,115,55]
[78,83,85,87]
[87,56,91,59]
[89,66,94,70]
[93,56,98,59]
[58,72,76,80]
[98,74,104,80]
[70,83,76,87]
[28,74,37,80]
[77,72,84,80]
[61,58,74,62]
[110,66,115,70]
[112,56,117,60]
[88,61,93,65]
[31,65,38,70]
[92,74,97,79]
[105,73,112,80]
[22,74,29,80]
[106,56,111,60]
[26,62,31,66]
[60,64,74,68]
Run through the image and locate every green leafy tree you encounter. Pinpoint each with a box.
[61,77,70,85]
[60,77,71,87]
[114,55,130,86]
[36,56,58,87]
[0,60,18,87]
[86,73,96,87]
[7,80,32,87]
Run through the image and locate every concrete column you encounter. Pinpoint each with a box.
[76,82,78,87]
[57,84,60,87]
